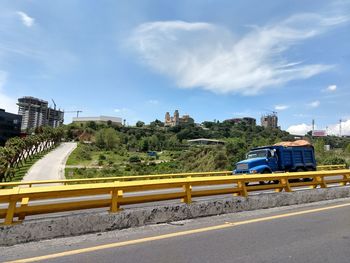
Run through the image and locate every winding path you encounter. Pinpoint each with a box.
[21,142,77,183]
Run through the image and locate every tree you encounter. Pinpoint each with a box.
[104,128,119,150]
[136,121,145,127]
[150,119,164,128]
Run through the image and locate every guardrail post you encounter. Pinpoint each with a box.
[110,182,123,213]
[340,174,350,186]
[275,178,291,192]
[182,183,192,204]
[18,197,29,221]
[312,175,326,188]
[110,189,123,213]
[237,181,248,197]
[5,198,17,225]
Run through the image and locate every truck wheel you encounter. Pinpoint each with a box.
[289,168,303,183]
[303,167,314,182]
[260,170,271,185]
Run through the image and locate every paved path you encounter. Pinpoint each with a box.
[21,142,77,183]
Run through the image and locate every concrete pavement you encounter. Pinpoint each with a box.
[21,142,77,183]
[2,198,350,263]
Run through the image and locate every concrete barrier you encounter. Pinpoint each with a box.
[1,186,350,246]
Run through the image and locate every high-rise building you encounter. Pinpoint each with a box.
[0,109,22,146]
[261,113,278,128]
[17,96,64,131]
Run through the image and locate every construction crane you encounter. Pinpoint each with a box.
[51,99,56,110]
[263,109,278,116]
[65,110,83,118]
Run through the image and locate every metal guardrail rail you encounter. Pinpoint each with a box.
[0,169,350,225]
[0,164,346,188]
[0,171,233,188]
[317,164,347,170]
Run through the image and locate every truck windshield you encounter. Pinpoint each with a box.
[247,150,267,159]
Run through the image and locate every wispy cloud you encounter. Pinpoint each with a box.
[307,100,320,108]
[147,99,159,105]
[16,11,34,27]
[114,108,129,113]
[274,105,289,111]
[325,84,337,92]
[129,12,348,95]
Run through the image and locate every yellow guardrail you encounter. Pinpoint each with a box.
[0,164,346,189]
[0,171,233,188]
[317,164,347,170]
[1,169,350,225]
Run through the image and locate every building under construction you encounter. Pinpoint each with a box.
[17,96,64,131]
[261,113,278,129]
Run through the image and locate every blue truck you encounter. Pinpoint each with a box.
[233,144,316,176]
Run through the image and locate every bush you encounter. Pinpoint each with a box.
[322,156,347,165]
[129,156,141,163]
[99,154,106,160]
[76,145,92,160]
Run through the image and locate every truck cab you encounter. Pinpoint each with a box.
[233,145,316,175]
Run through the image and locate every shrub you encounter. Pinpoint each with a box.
[322,156,347,165]
[99,154,106,160]
[129,156,141,163]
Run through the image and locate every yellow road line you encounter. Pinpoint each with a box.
[6,202,350,263]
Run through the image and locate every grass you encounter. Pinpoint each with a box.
[66,144,176,168]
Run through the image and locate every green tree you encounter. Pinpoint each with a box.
[136,121,145,127]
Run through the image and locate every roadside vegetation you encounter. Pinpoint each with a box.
[0,127,64,183]
[2,120,349,183]
[64,120,350,179]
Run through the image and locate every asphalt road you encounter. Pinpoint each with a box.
[21,142,77,183]
[2,198,350,263]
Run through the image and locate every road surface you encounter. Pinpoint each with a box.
[2,198,350,263]
[21,142,77,183]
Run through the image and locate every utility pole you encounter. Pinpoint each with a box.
[312,119,315,133]
[339,119,342,137]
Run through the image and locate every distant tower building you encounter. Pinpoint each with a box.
[261,113,278,128]
[173,110,180,126]
[17,96,64,131]
[165,112,171,124]
[164,110,194,127]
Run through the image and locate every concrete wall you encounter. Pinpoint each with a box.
[1,187,350,246]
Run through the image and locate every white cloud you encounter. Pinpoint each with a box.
[0,71,17,113]
[326,84,337,92]
[147,99,159,105]
[114,108,129,113]
[327,120,350,136]
[274,105,289,110]
[308,100,320,108]
[129,13,348,95]
[287,123,313,135]
[16,11,34,27]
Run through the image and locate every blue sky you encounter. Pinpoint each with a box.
[0,0,350,135]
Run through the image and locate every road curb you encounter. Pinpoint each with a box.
[1,186,350,246]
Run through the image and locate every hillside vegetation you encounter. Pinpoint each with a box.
[64,120,350,179]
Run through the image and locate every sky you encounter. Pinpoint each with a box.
[0,0,350,136]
